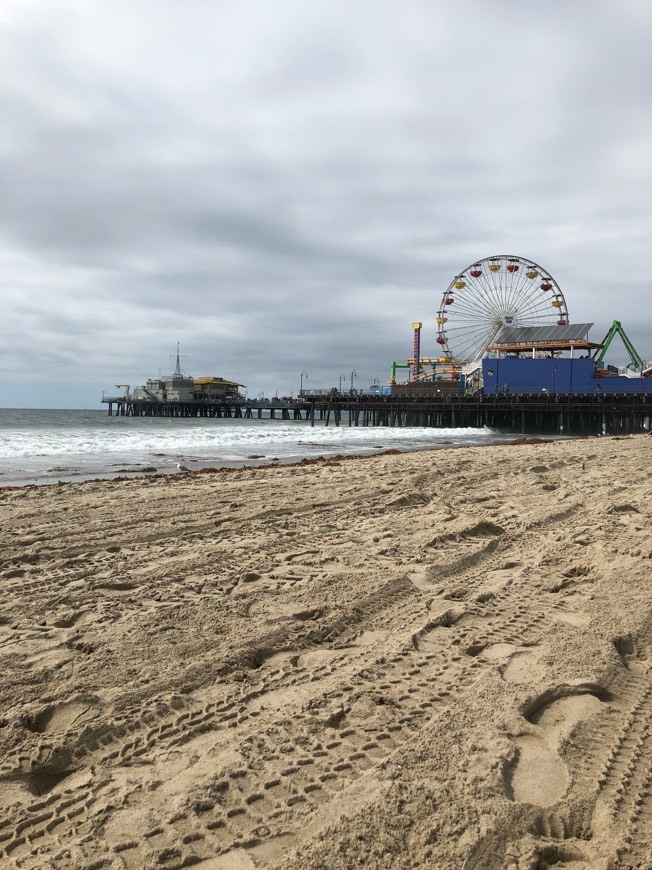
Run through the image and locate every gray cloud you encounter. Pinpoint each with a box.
[1,0,651,407]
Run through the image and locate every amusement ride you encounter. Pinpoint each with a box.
[436,254,569,363]
[390,254,572,388]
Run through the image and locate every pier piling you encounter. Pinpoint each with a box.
[102,394,652,437]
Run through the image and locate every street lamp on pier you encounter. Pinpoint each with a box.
[339,374,347,393]
[350,370,357,395]
[300,370,308,396]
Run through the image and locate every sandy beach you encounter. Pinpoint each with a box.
[0,434,651,869]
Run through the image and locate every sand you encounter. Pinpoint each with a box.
[0,434,651,869]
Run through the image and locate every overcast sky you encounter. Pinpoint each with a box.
[2,0,651,408]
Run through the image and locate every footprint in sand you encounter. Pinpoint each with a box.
[552,609,591,627]
[483,643,548,685]
[505,684,611,807]
[406,567,432,591]
[613,634,652,673]
[411,608,466,652]
[23,699,102,734]
[475,561,524,598]
[508,734,569,806]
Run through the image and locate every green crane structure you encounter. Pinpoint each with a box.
[593,320,645,372]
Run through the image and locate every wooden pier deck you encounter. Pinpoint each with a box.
[101,394,652,436]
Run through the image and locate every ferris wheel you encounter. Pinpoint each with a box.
[436,254,570,364]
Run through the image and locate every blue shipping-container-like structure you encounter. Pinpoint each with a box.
[482,357,652,396]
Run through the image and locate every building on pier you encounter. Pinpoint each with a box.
[126,342,246,404]
[193,377,246,400]
[131,375,246,403]
[132,375,194,403]
[481,323,652,396]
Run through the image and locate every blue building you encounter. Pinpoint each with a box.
[481,323,652,396]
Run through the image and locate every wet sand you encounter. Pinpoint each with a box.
[0,434,651,869]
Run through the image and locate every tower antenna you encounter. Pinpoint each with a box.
[170,341,187,377]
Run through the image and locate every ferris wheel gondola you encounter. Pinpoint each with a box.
[436,254,569,364]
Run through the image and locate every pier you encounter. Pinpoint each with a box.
[102,395,310,420]
[102,393,652,436]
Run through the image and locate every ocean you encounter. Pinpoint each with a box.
[0,407,513,487]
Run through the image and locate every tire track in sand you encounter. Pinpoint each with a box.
[0,503,586,868]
